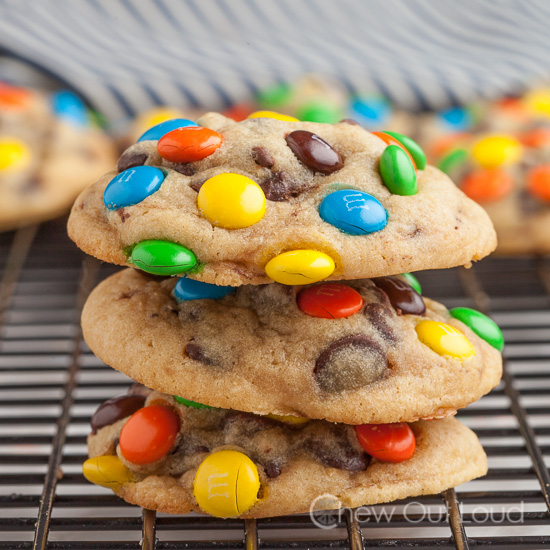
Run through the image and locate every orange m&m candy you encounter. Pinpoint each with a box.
[519,127,550,149]
[527,165,550,202]
[119,405,179,465]
[157,126,223,163]
[0,82,31,110]
[460,168,514,203]
[355,422,416,462]
[371,131,416,169]
[297,283,364,319]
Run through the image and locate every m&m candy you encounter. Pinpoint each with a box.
[103,166,165,210]
[0,138,30,171]
[318,190,388,235]
[472,135,522,169]
[460,168,513,203]
[158,126,223,163]
[297,283,363,319]
[401,273,422,295]
[438,106,474,131]
[51,90,89,126]
[194,450,260,517]
[0,81,31,109]
[119,405,180,465]
[130,240,197,276]
[265,413,310,425]
[415,320,475,359]
[82,455,135,489]
[197,173,266,229]
[138,118,197,142]
[527,165,550,202]
[379,145,418,196]
[438,148,468,175]
[450,307,504,351]
[173,395,215,409]
[372,131,417,169]
[348,96,391,128]
[246,110,298,122]
[355,423,416,462]
[265,250,335,285]
[383,131,427,170]
[173,277,235,302]
[295,100,343,124]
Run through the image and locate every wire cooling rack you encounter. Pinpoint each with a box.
[0,218,549,549]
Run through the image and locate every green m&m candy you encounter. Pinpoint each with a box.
[438,148,468,175]
[173,395,214,409]
[380,145,418,196]
[383,131,427,170]
[130,240,197,276]
[449,307,504,351]
[401,272,422,295]
[295,100,344,124]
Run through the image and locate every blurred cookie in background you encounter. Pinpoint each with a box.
[256,74,414,133]
[429,120,550,255]
[0,81,116,231]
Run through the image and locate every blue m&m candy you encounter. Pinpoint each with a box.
[349,96,391,128]
[319,190,388,235]
[103,166,165,210]
[173,277,235,302]
[51,90,89,126]
[438,107,473,131]
[138,118,198,142]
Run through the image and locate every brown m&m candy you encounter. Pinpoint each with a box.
[372,276,425,316]
[285,130,343,174]
[297,283,363,319]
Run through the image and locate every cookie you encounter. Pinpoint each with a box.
[430,128,550,254]
[0,82,116,231]
[68,113,496,286]
[84,389,487,518]
[81,268,502,424]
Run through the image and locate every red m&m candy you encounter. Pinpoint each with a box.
[355,422,416,462]
[297,283,363,319]
[119,405,180,465]
[157,126,223,163]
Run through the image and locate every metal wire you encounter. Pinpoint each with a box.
[0,219,549,549]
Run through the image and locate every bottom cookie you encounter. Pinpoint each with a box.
[84,387,487,518]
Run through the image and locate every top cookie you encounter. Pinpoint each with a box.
[68,113,496,286]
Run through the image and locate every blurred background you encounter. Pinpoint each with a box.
[1,1,550,548]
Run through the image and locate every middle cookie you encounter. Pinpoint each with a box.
[82,269,503,425]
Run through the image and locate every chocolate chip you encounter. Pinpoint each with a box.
[363,303,396,342]
[314,335,388,392]
[117,208,130,223]
[252,146,274,168]
[339,118,360,126]
[128,383,153,397]
[190,179,206,192]
[185,342,218,367]
[309,439,370,471]
[372,276,425,316]
[117,151,148,172]
[264,461,282,478]
[285,130,344,175]
[172,163,195,176]
[260,170,303,201]
[90,395,146,434]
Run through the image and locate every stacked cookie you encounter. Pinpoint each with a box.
[69,112,504,518]
[0,81,116,231]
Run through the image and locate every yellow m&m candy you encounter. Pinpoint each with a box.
[194,450,260,517]
[198,173,266,229]
[82,455,135,490]
[247,110,299,122]
[137,107,185,131]
[0,138,31,171]
[415,320,475,360]
[265,249,335,285]
[472,135,521,169]
[523,89,550,117]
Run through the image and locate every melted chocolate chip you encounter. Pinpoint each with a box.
[172,163,195,176]
[363,303,396,342]
[285,130,344,175]
[90,394,146,434]
[252,146,274,168]
[372,276,425,316]
[314,335,388,392]
[260,171,302,201]
[185,342,218,367]
[128,383,153,397]
[190,179,206,192]
[309,439,370,471]
[117,151,148,172]
[118,290,137,299]
[264,461,282,478]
